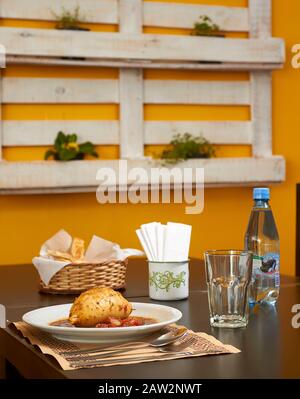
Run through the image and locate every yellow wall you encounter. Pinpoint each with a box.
[0,0,298,275]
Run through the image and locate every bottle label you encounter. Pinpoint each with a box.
[252,253,280,275]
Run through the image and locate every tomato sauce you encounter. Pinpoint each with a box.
[50,316,157,328]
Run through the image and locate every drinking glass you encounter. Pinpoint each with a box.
[204,250,253,328]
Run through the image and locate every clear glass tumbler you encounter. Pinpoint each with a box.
[204,250,253,328]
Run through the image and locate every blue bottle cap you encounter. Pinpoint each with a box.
[253,187,270,200]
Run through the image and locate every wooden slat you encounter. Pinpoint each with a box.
[2,78,250,106]
[144,81,250,105]
[2,121,119,146]
[0,28,285,64]
[144,3,249,32]
[119,69,144,158]
[250,71,272,157]
[0,0,118,24]
[249,0,273,157]
[0,0,248,32]
[0,157,286,191]
[249,0,272,38]
[6,55,284,71]
[119,0,144,159]
[119,0,143,35]
[2,120,252,146]
[144,121,252,145]
[2,78,118,104]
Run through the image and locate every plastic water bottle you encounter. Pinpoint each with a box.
[244,188,280,305]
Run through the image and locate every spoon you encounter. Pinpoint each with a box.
[147,328,188,347]
[62,328,188,359]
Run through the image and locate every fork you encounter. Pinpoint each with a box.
[64,335,193,362]
[62,329,188,360]
[67,337,197,366]
[69,348,226,368]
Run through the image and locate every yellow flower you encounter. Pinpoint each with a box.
[65,142,79,151]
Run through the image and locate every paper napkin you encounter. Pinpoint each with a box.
[136,222,191,262]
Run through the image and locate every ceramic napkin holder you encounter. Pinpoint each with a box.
[136,222,191,301]
[148,260,189,301]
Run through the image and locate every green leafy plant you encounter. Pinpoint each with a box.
[191,15,223,37]
[45,131,98,161]
[160,133,215,164]
[53,6,85,30]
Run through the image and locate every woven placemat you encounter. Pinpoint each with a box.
[11,322,240,370]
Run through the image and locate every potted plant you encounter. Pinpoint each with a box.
[191,15,224,37]
[53,7,89,61]
[53,6,89,32]
[160,133,215,165]
[45,131,98,161]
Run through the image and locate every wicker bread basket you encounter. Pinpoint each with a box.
[39,258,128,294]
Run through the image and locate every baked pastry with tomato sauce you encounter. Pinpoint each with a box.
[69,287,132,327]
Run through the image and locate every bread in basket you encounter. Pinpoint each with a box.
[33,230,143,295]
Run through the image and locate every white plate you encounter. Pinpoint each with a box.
[22,302,182,344]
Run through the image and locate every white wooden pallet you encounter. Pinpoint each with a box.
[0,0,286,193]
[0,157,285,194]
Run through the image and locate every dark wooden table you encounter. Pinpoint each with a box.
[0,258,300,379]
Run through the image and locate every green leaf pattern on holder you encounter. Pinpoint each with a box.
[149,271,186,292]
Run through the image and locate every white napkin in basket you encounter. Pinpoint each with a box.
[32,229,144,285]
